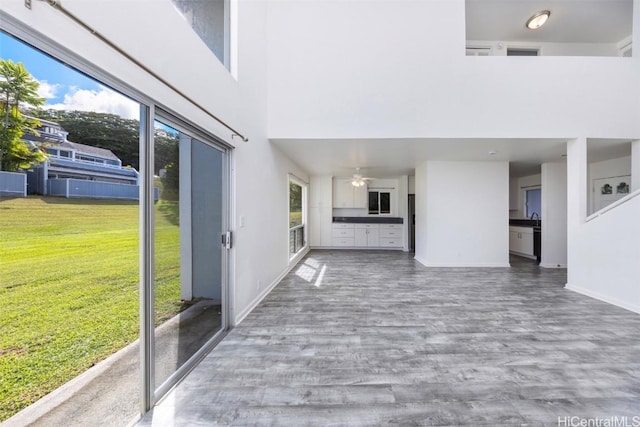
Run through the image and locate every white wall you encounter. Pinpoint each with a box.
[566,137,640,314]
[408,175,416,194]
[414,163,429,263]
[633,141,640,191]
[267,0,640,140]
[541,162,567,268]
[0,0,310,325]
[567,195,640,313]
[416,161,510,267]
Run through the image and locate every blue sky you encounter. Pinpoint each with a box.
[0,31,140,119]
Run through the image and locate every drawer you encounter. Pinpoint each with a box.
[354,223,379,229]
[379,237,401,247]
[379,228,401,238]
[380,224,402,230]
[332,228,354,238]
[332,223,354,230]
[333,237,354,247]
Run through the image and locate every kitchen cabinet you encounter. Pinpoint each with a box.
[309,176,333,247]
[379,224,402,247]
[355,224,379,247]
[509,226,534,257]
[332,222,402,248]
[309,206,332,247]
[310,176,332,208]
[332,223,355,246]
[333,178,367,208]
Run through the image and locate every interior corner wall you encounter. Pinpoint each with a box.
[540,162,567,268]
[0,0,311,326]
[418,161,509,268]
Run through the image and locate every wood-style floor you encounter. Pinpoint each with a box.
[140,250,640,426]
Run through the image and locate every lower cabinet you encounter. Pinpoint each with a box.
[332,223,402,248]
[354,224,379,247]
[509,226,534,257]
[379,224,402,247]
[332,223,355,246]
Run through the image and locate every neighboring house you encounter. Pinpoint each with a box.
[22,117,139,197]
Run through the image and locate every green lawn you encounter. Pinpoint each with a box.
[289,210,302,228]
[0,196,180,421]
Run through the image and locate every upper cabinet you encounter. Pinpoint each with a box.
[310,176,333,208]
[333,178,367,208]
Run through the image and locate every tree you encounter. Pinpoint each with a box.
[0,59,46,171]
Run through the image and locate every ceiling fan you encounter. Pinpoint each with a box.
[351,167,373,187]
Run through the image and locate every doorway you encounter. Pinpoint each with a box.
[408,194,416,252]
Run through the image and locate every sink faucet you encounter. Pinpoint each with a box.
[530,212,540,227]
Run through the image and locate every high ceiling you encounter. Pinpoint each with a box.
[466,0,633,43]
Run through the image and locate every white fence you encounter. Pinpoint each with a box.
[49,178,139,200]
[0,171,27,197]
[48,178,159,201]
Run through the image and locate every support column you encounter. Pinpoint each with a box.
[566,137,588,285]
[566,138,588,226]
[631,140,640,192]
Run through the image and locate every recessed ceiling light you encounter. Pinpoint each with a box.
[488,150,498,155]
[526,10,551,30]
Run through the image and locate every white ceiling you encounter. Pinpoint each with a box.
[466,0,633,43]
[272,138,632,179]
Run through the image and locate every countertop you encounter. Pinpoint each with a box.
[509,219,542,228]
[333,216,404,224]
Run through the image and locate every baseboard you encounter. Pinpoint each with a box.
[414,255,510,268]
[234,247,310,325]
[312,246,403,251]
[565,284,640,315]
[540,263,567,269]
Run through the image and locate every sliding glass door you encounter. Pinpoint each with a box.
[152,116,229,397]
[1,22,232,423]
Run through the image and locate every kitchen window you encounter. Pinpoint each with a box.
[368,190,391,215]
[525,188,542,218]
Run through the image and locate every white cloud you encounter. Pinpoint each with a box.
[46,85,140,120]
[36,80,61,99]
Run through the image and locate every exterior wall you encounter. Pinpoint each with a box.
[267,0,640,140]
[1,0,309,325]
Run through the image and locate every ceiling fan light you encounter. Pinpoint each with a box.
[526,10,550,30]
